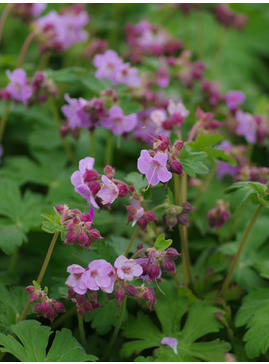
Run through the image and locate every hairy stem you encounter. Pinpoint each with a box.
[220,204,263,297]
[0,3,13,46]
[124,226,140,256]
[78,314,88,351]
[104,297,127,360]
[18,232,60,322]
[0,103,9,144]
[49,97,76,166]
[17,30,36,68]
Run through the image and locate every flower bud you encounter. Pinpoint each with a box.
[65,231,77,244]
[77,232,89,247]
[55,205,65,213]
[170,160,183,175]
[117,182,128,197]
[136,243,143,250]
[25,285,35,294]
[40,301,51,317]
[177,213,189,226]
[137,217,148,230]
[162,260,176,274]
[144,211,158,222]
[146,264,160,281]
[89,229,103,240]
[115,286,126,305]
[29,292,39,303]
[181,202,194,214]
[104,164,115,179]
[53,300,66,312]
[173,140,184,151]
[80,213,92,222]
[143,290,156,310]
[166,248,181,260]
[163,214,177,230]
[125,284,137,297]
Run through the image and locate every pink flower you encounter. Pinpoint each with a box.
[167,100,189,119]
[83,259,116,293]
[226,90,245,110]
[6,69,32,104]
[235,110,257,143]
[94,50,123,85]
[66,264,88,295]
[62,94,90,129]
[161,337,178,354]
[137,150,172,186]
[100,106,137,135]
[96,175,119,205]
[71,157,99,208]
[114,255,143,281]
[157,68,170,88]
[115,63,141,88]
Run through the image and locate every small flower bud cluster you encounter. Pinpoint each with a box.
[201,79,224,107]
[25,285,65,322]
[163,202,194,230]
[126,205,158,229]
[55,204,103,248]
[29,71,58,105]
[214,4,248,30]
[12,3,46,22]
[236,165,269,185]
[196,106,222,131]
[207,200,230,229]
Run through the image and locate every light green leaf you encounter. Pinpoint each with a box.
[125,172,147,192]
[180,146,209,177]
[154,234,172,251]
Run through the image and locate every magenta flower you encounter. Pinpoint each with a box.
[161,337,178,355]
[6,69,32,104]
[66,264,88,295]
[71,157,99,208]
[137,150,172,186]
[100,106,137,135]
[83,259,116,293]
[114,255,143,281]
[62,94,90,129]
[226,90,245,110]
[94,50,123,85]
[235,110,257,143]
[96,175,119,205]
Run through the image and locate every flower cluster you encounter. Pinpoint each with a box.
[55,204,103,249]
[207,200,231,229]
[1,69,57,105]
[25,284,65,322]
[163,202,194,230]
[126,205,158,229]
[93,50,141,87]
[71,157,128,209]
[214,4,248,30]
[33,4,89,52]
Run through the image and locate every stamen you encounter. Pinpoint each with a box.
[144,165,158,191]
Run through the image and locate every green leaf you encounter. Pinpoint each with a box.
[41,212,64,235]
[180,146,209,178]
[125,172,147,192]
[225,182,255,213]
[0,320,97,362]
[121,280,230,361]
[154,234,172,251]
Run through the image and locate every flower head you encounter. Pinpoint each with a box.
[6,69,32,104]
[235,110,257,143]
[226,90,245,110]
[62,94,90,129]
[96,175,119,205]
[100,106,137,135]
[114,255,143,281]
[137,150,172,186]
[66,264,88,295]
[83,259,116,293]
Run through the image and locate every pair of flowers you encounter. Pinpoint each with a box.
[66,256,143,295]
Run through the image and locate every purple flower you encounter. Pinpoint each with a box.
[115,63,141,88]
[94,50,123,85]
[100,106,137,135]
[83,259,116,293]
[137,150,172,186]
[71,157,99,208]
[235,110,257,143]
[61,94,90,129]
[161,337,178,354]
[167,100,189,119]
[114,255,143,281]
[32,4,47,17]
[215,141,238,179]
[6,69,32,104]
[226,90,245,110]
[66,264,88,295]
[157,68,170,88]
[96,175,119,205]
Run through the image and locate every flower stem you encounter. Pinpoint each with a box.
[104,297,127,360]
[0,103,9,144]
[38,51,51,70]
[188,121,201,142]
[49,97,77,166]
[8,247,18,273]
[220,204,263,297]
[124,226,140,256]
[90,129,96,158]
[78,314,88,351]
[17,231,60,322]
[174,174,193,288]
[140,200,158,238]
[17,30,36,68]
[105,131,113,165]
[0,3,13,46]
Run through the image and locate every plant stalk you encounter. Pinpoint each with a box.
[105,131,113,165]
[17,30,36,67]
[0,103,9,144]
[78,314,88,351]
[220,204,263,297]
[104,296,127,360]
[0,3,13,46]
[124,226,140,256]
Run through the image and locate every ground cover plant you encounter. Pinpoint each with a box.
[0,3,269,362]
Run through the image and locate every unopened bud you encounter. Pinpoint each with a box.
[144,211,157,222]
[177,213,189,226]
[166,248,181,260]
[170,160,183,175]
[53,300,66,312]
[162,260,176,273]
[146,264,160,281]
[115,286,126,305]
[125,284,137,297]
[117,182,128,197]
[181,202,194,214]
[29,292,39,303]
[89,229,103,240]
[77,232,89,247]
[104,164,115,178]
[173,140,184,150]
[65,231,77,244]
[25,285,35,294]
[137,217,148,230]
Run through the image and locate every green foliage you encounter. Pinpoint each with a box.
[235,289,269,358]
[121,280,230,361]
[125,172,147,192]
[0,320,97,361]
[0,180,43,254]
[41,211,64,235]
[179,146,209,177]
[154,233,172,251]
